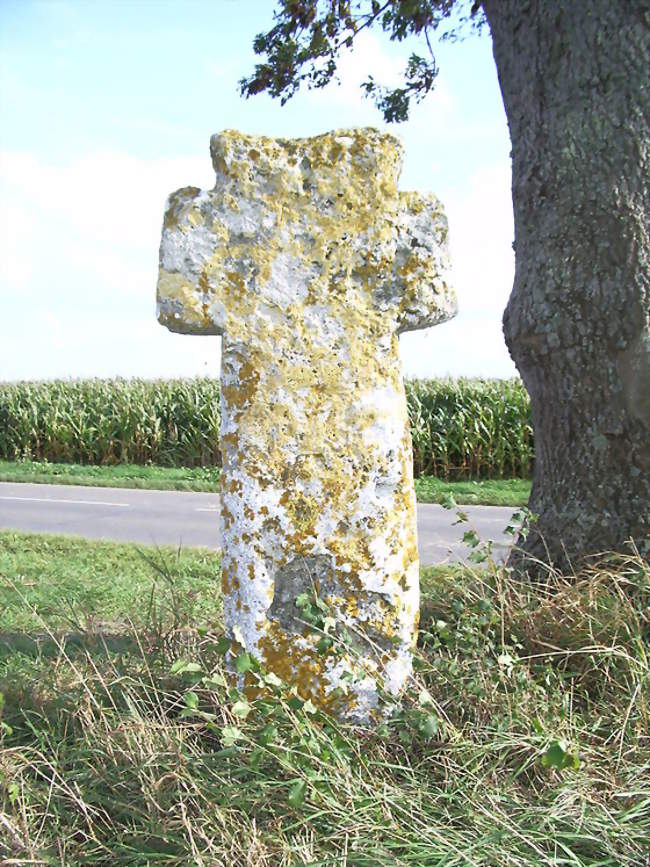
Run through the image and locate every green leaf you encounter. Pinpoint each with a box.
[288,778,307,808]
[441,493,456,510]
[468,549,488,563]
[260,724,278,745]
[202,672,227,688]
[264,671,283,688]
[214,636,231,655]
[303,699,317,715]
[288,696,304,711]
[295,593,311,609]
[463,529,480,548]
[316,635,334,654]
[184,691,199,710]
[232,700,251,719]
[541,739,580,770]
[420,715,439,738]
[7,781,20,805]
[234,652,255,674]
[171,658,201,675]
[221,725,244,747]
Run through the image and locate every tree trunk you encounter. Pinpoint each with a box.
[481,0,649,574]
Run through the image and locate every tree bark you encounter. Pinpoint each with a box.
[482,0,650,574]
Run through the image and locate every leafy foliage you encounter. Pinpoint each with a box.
[240,0,485,121]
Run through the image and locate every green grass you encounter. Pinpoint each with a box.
[0,459,532,506]
[1,531,648,864]
[0,531,222,633]
[415,475,531,506]
[0,458,222,492]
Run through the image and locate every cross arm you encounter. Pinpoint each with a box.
[391,191,457,334]
[156,186,225,336]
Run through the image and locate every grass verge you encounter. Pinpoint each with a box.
[1,531,648,864]
[0,459,531,506]
[0,459,222,492]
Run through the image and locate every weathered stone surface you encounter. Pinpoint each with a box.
[157,128,456,721]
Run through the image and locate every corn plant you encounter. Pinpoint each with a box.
[0,377,533,478]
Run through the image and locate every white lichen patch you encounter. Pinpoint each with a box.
[156,128,457,722]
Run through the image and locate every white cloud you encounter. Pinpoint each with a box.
[0,148,220,380]
[446,160,514,315]
[0,143,515,382]
[400,158,516,379]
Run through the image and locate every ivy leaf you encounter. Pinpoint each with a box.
[463,529,480,548]
[234,652,255,674]
[541,739,580,770]
[221,725,244,747]
[468,549,488,563]
[202,673,227,688]
[170,659,202,675]
[420,715,439,738]
[214,636,231,655]
[316,636,334,654]
[232,700,251,719]
[184,691,199,710]
[288,778,307,808]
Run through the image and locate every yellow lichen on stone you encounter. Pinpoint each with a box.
[156,128,456,721]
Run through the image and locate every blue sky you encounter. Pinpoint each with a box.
[0,0,517,381]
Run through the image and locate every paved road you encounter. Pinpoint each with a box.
[0,482,517,566]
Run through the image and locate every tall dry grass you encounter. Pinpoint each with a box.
[1,539,647,865]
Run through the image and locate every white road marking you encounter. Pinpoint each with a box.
[0,496,130,507]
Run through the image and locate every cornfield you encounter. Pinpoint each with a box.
[405,378,533,479]
[0,377,533,479]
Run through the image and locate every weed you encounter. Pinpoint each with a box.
[0,533,648,863]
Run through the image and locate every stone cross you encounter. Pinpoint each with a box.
[157,128,456,722]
